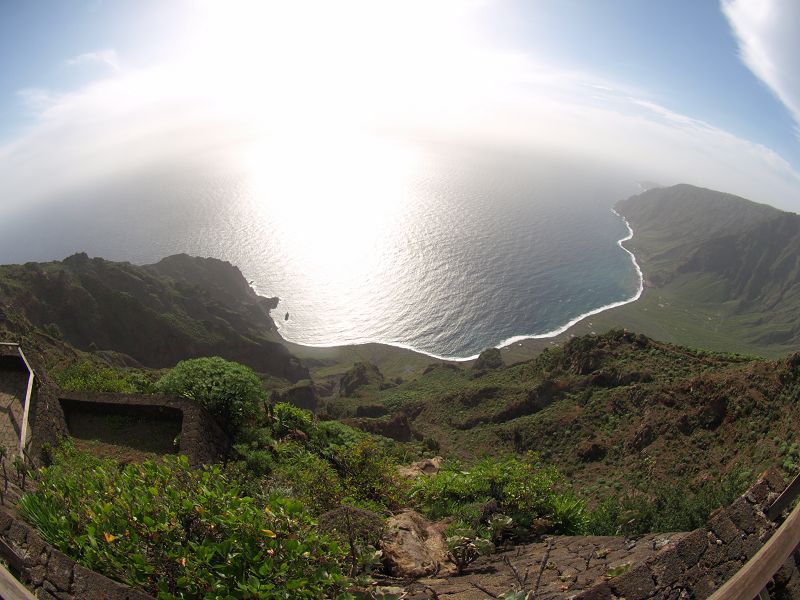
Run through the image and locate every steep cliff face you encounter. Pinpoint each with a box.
[616,184,800,347]
[0,253,307,381]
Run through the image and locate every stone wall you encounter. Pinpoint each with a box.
[0,508,154,600]
[576,467,800,600]
[57,391,231,467]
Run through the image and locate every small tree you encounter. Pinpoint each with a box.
[156,357,263,433]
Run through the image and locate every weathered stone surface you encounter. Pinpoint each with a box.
[46,550,74,591]
[674,528,708,568]
[382,510,453,578]
[610,564,656,598]
[707,509,739,544]
[726,497,760,534]
[573,582,613,599]
[648,548,684,588]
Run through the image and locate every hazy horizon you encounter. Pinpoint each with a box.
[0,0,799,222]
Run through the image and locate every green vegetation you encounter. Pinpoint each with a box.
[19,443,349,599]
[412,454,587,537]
[156,357,264,433]
[587,467,751,535]
[53,361,157,394]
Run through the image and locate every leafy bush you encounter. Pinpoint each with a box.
[411,453,587,536]
[587,469,750,535]
[312,421,366,449]
[272,402,313,438]
[445,529,494,574]
[329,438,408,511]
[271,441,345,514]
[53,361,155,394]
[156,357,263,433]
[318,506,385,577]
[20,443,349,599]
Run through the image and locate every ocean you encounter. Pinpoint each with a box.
[0,138,643,359]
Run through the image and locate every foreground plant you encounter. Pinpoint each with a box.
[446,529,494,574]
[19,443,349,599]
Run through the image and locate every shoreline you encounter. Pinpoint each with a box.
[279,207,645,363]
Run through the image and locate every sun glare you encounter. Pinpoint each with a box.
[242,131,420,282]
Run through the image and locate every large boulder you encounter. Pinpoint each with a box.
[382,510,455,578]
[397,456,445,479]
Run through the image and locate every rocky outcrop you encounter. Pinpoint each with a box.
[574,467,791,600]
[339,362,384,397]
[0,253,308,381]
[273,380,318,412]
[473,348,504,371]
[382,510,454,578]
[344,413,418,442]
[397,456,444,479]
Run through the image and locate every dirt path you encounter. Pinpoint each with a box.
[403,532,687,599]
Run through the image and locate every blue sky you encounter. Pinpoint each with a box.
[1,0,799,212]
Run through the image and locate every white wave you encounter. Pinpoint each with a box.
[280,207,644,362]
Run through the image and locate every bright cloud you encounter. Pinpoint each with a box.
[66,48,121,72]
[722,0,800,135]
[2,0,800,217]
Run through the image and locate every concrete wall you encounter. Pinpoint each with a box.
[56,391,231,467]
[576,467,800,600]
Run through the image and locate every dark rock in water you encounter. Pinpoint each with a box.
[339,362,384,397]
[284,312,289,321]
[473,347,504,371]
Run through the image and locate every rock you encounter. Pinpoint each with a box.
[397,456,445,479]
[344,413,419,442]
[340,362,384,397]
[627,423,655,451]
[382,510,454,578]
[473,348,504,371]
[576,440,607,462]
[356,404,389,418]
[275,380,318,412]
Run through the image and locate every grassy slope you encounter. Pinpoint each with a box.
[506,184,800,360]
[333,329,800,504]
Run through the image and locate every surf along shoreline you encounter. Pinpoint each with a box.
[278,206,645,364]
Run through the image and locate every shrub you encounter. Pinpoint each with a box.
[19,443,348,599]
[318,506,385,577]
[587,468,750,535]
[312,421,366,448]
[411,453,587,536]
[271,441,344,514]
[272,402,313,438]
[54,361,137,393]
[445,529,494,574]
[330,438,408,511]
[156,357,263,433]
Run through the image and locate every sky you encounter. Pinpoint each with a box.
[1,0,800,214]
